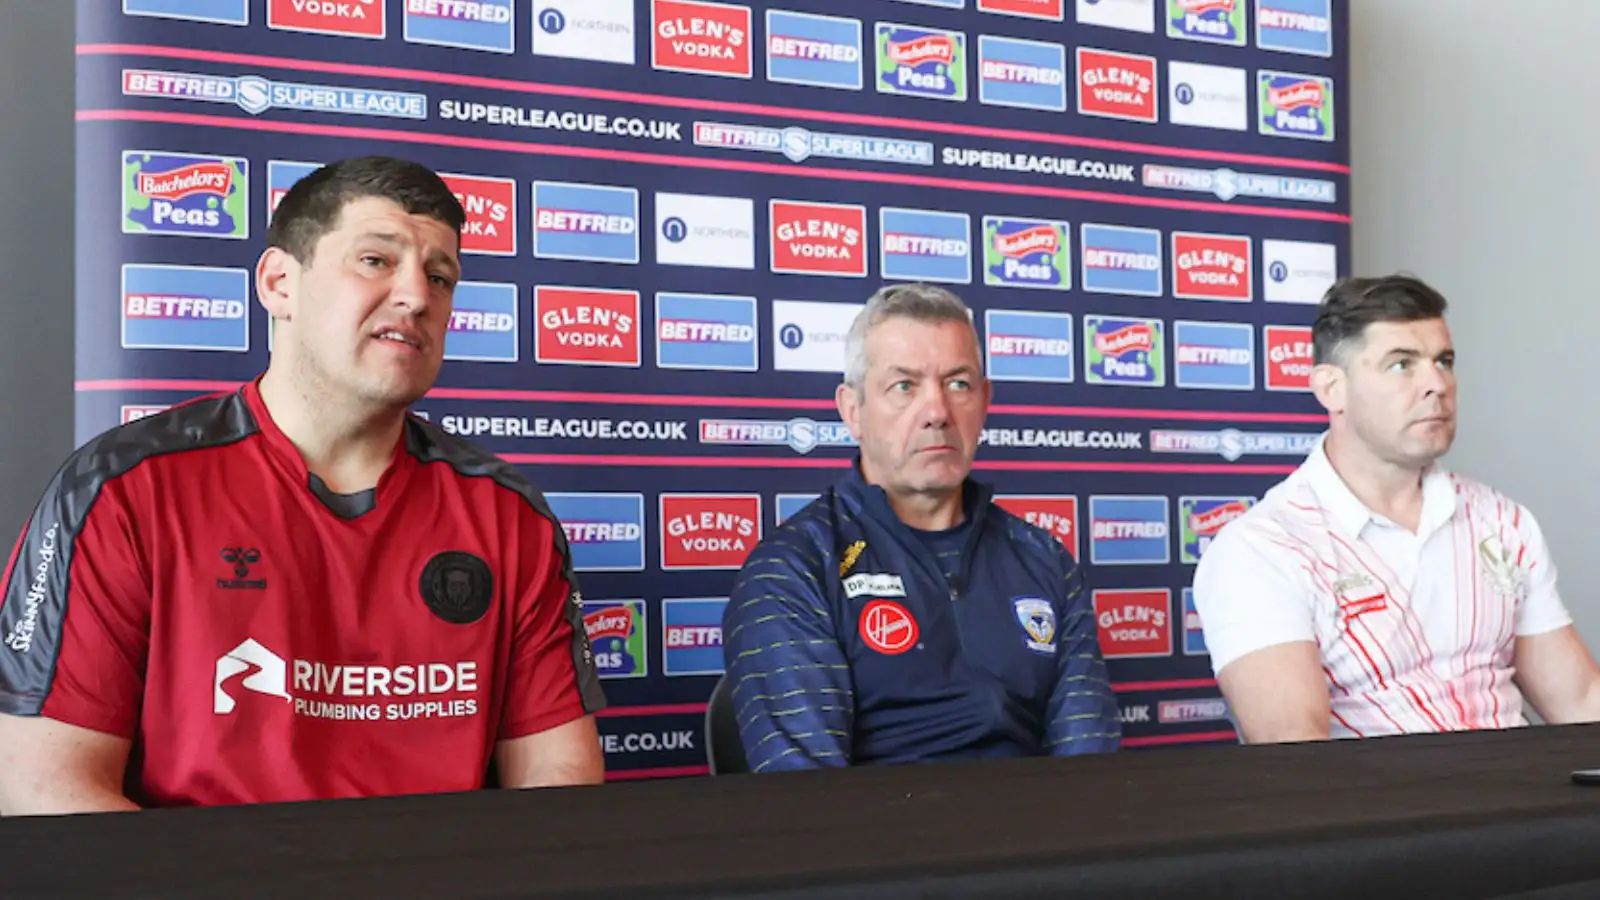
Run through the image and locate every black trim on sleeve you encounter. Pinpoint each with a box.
[0,391,258,715]
[402,417,608,716]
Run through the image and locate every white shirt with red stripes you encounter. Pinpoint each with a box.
[1192,433,1572,739]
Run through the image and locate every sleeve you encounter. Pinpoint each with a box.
[1046,551,1121,755]
[1190,522,1317,676]
[1,474,149,739]
[498,511,607,741]
[1511,506,1574,638]
[721,540,853,772]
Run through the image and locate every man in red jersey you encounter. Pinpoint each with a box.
[0,156,607,814]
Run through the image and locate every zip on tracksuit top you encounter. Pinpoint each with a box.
[722,463,1121,771]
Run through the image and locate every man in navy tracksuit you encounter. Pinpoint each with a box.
[722,284,1121,771]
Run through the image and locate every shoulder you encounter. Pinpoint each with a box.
[1447,470,1534,522]
[741,490,841,577]
[403,415,557,522]
[986,503,1070,564]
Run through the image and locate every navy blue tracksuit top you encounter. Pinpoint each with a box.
[722,464,1121,772]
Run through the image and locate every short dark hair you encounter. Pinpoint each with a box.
[265,156,466,264]
[1312,274,1450,366]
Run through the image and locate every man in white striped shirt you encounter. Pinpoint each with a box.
[1193,274,1600,742]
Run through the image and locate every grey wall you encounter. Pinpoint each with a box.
[0,0,75,539]
[1350,1,1600,650]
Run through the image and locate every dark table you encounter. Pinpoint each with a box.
[7,724,1600,899]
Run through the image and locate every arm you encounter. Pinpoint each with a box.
[0,717,136,815]
[494,513,606,788]
[1046,560,1120,755]
[1514,626,1600,725]
[1191,524,1327,744]
[722,543,853,772]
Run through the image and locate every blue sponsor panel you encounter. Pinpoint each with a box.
[266,159,320,222]
[1173,320,1254,390]
[978,35,1067,111]
[1256,0,1332,56]
[121,264,250,352]
[766,10,863,90]
[655,293,759,372]
[1088,495,1171,565]
[1183,588,1208,655]
[404,0,514,53]
[880,207,971,284]
[776,493,821,525]
[985,310,1074,383]
[123,0,248,25]
[444,282,518,363]
[532,181,640,263]
[544,493,646,572]
[662,598,729,677]
[1080,223,1162,296]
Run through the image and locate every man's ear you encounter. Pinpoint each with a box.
[836,381,863,441]
[1310,362,1344,417]
[255,246,299,322]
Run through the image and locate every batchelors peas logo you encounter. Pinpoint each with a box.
[1259,71,1335,141]
[1167,0,1244,45]
[985,216,1070,290]
[876,23,967,101]
[123,151,248,239]
[1179,496,1254,563]
[1085,315,1164,387]
[582,600,647,679]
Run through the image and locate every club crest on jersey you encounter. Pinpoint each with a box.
[985,217,1070,290]
[1259,70,1335,141]
[1332,574,1387,620]
[1477,535,1529,600]
[876,23,967,102]
[419,551,494,624]
[652,0,753,78]
[268,0,385,39]
[859,600,920,655]
[1013,597,1057,654]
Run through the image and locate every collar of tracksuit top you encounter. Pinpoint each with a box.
[823,461,1070,761]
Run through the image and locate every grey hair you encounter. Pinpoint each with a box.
[842,283,976,390]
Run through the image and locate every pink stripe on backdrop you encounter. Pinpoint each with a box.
[597,703,708,718]
[1121,730,1238,748]
[496,454,1299,475]
[75,109,1350,224]
[1111,678,1219,692]
[77,42,1351,175]
[605,765,710,782]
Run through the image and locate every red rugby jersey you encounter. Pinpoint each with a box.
[0,379,606,807]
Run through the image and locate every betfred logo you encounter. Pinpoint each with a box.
[985,309,1074,384]
[1260,70,1335,141]
[655,292,759,372]
[444,281,518,363]
[875,23,968,102]
[532,181,639,264]
[1093,588,1172,658]
[1173,320,1254,390]
[660,494,761,570]
[1173,231,1252,302]
[880,207,971,285]
[979,0,1065,21]
[765,9,863,91]
[661,598,727,676]
[978,35,1067,112]
[440,173,515,256]
[534,286,640,367]
[126,0,249,25]
[1089,495,1169,565]
[545,493,646,571]
[1256,0,1333,57]
[123,151,248,239]
[1081,223,1161,296]
[770,200,867,277]
[652,0,752,79]
[268,0,385,38]
[583,599,647,679]
[1179,496,1254,563]
[1167,0,1244,45]
[1264,325,1313,391]
[121,404,169,424]
[1183,587,1207,655]
[404,0,514,54]
[267,160,319,221]
[121,264,250,352]
[1076,48,1158,123]
[1085,315,1164,387]
[995,495,1079,560]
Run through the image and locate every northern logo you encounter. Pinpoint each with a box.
[985,216,1070,290]
[660,494,761,570]
[1168,60,1248,131]
[994,495,1078,560]
[1094,588,1172,658]
[1179,496,1254,563]
[876,23,967,102]
[123,151,248,240]
[655,192,755,270]
[545,493,646,571]
[770,200,868,277]
[1263,239,1337,304]
[980,0,1065,21]
[1259,70,1335,141]
[978,35,1067,112]
[1183,587,1207,655]
[1076,47,1157,123]
[1173,320,1254,390]
[766,9,863,91]
[1089,495,1170,565]
[533,0,636,65]
[986,310,1074,384]
[661,598,728,676]
[121,264,250,352]
[438,172,515,256]
[267,160,319,221]
[1264,325,1313,391]
[1085,315,1164,387]
[1080,223,1161,296]
[880,207,971,284]
[656,292,758,372]
[772,299,863,372]
[532,181,639,264]
[1173,231,1253,302]
[652,0,753,79]
[1076,0,1156,32]
[404,0,513,53]
[534,286,640,367]
[125,0,248,25]
[583,599,648,679]
[268,0,385,39]
[1167,0,1244,45]
[444,281,518,363]
[1256,0,1332,57]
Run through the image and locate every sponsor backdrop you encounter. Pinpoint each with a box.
[78,0,1348,778]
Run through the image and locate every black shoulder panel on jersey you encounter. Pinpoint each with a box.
[403,417,608,716]
[0,390,257,715]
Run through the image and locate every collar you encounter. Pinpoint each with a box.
[839,456,993,532]
[240,375,412,493]
[1302,432,1456,540]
